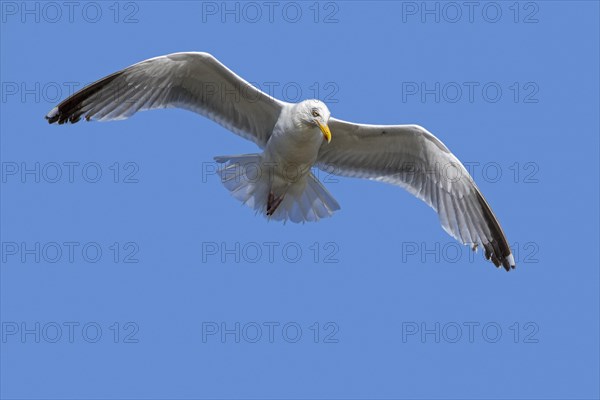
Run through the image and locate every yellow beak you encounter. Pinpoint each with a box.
[318,121,332,143]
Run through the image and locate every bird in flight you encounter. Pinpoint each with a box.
[46,52,515,271]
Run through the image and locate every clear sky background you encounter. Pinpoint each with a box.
[1,1,599,399]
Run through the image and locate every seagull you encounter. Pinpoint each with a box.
[45,52,516,271]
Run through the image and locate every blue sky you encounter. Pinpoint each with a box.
[1,1,599,399]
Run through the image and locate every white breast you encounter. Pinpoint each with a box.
[263,104,324,184]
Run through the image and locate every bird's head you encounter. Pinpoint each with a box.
[296,99,331,143]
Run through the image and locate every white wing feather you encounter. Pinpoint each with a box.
[45,52,285,148]
[318,118,515,270]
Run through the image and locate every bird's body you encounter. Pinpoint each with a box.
[46,52,516,271]
[216,100,339,221]
[263,115,322,215]
[266,102,325,185]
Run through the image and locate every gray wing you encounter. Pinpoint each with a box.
[45,52,285,148]
[318,118,515,271]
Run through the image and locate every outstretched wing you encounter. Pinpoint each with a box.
[45,52,285,148]
[318,118,515,271]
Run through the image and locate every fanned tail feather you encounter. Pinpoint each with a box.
[215,154,340,223]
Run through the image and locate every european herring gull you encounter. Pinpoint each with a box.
[45,52,516,271]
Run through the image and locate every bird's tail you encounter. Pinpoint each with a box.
[214,154,340,223]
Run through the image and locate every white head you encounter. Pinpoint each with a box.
[294,99,332,143]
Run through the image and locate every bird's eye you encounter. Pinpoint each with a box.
[312,110,320,117]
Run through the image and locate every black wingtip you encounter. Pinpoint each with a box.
[481,240,515,272]
[474,190,515,272]
[44,68,124,126]
[45,107,59,124]
[45,105,85,125]
[45,114,59,124]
